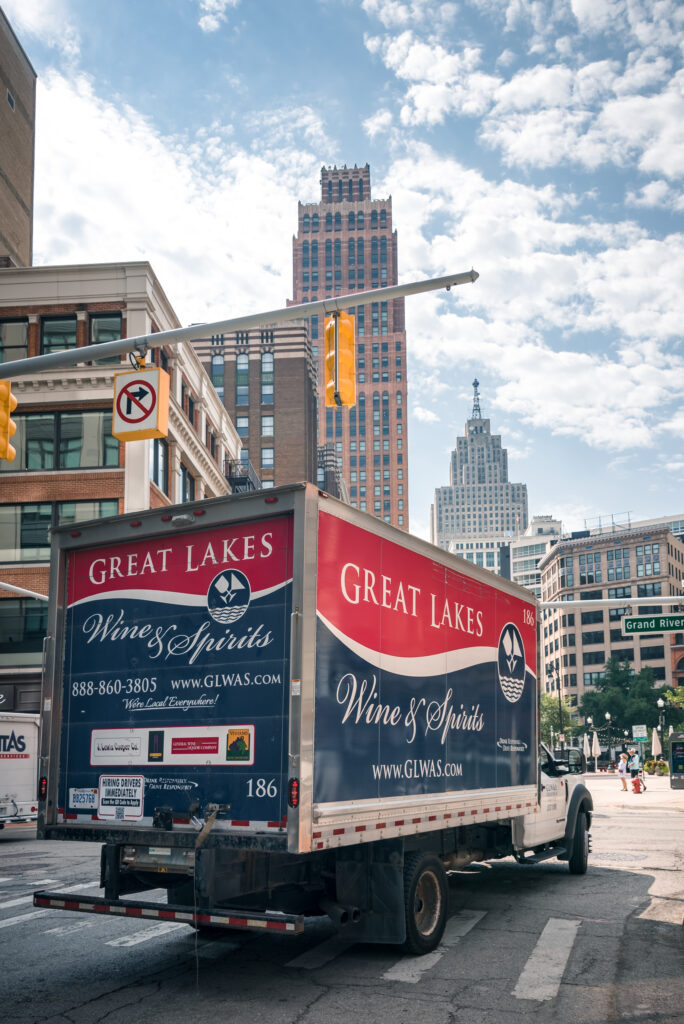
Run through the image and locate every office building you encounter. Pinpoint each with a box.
[193,323,318,492]
[0,7,36,268]
[290,164,409,529]
[432,380,528,571]
[0,260,242,713]
[539,518,684,706]
[509,516,563,597]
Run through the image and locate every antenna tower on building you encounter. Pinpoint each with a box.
[472,378,482,419]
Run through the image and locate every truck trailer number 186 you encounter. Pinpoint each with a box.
[246,778,277,798]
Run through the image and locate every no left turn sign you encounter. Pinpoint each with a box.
[112,368,170,441]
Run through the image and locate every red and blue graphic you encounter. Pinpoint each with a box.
[59,514,293,825]
[314,512,537,803]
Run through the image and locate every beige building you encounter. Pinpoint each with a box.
[539,519,684,708]
[0,7,36,268]
[0,260,241,713]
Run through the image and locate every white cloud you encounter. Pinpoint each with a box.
[32,71,321,324]
[363,108,393,138]
[1,0,80,58]
[196,0,241,33]
[377,147,684,452]
[413,405,440,422]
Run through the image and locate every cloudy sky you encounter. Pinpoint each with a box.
[4,0,683,538]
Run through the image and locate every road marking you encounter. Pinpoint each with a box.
[513,918,581,1001]
[286,935,356,970]
[28,879,60,886]
[0,877,12,883]
[383,909,487,984]
[44,920,96,936]
[105,921,188,947]
[0,880,101,910]
[0,910,52,930]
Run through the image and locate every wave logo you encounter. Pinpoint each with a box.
[497,623,526,703]
[207,569,251,624]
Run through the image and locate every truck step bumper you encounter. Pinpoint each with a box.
[516,845,567,865]
[33,890,305,935]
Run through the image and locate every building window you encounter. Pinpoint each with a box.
[210,353,225,399]
[236,416,249,438]
[179,463,195,502]
[236,353,249,405]
[261,414,274,436]
[0,318,28,363]
[89,313,122,364]
[260,350,274,401]
[0,411,118,472]
[150,438,169,494]
[0,500,119,562]
[41,316,77,355]
[261,447,274,468]
[0,598,48,662]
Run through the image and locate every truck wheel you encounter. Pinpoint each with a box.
[568,810,589,875]
[403,853,447,955]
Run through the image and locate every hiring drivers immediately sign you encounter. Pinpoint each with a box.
[112,367,169,442]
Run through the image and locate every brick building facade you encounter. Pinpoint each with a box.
[0,261,241,713]
[0,8,35,268]
[290,165,409,530]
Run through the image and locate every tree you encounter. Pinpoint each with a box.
[579,657,684,735]
[540,694,580,747]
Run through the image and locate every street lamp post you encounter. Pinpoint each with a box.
[657,697,666,761]
[556,670,565,754]
[605,712,612,763]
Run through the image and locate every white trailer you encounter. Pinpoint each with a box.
[0,713,39,827]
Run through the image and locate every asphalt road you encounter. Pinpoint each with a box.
[1,774,682,1024]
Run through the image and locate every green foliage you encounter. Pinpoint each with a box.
[540,693,580,746]
[579,657,684,735]
[664,686,684,709]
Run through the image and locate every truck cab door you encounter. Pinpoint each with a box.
[521,745,568,848]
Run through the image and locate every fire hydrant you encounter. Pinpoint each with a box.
[632,775,643,794]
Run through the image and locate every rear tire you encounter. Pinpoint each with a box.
[568,809,589,875]
[402,853,448,955]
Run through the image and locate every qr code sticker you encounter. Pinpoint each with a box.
[115,806,124,820]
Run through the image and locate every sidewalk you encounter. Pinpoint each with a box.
[584,771,684,811]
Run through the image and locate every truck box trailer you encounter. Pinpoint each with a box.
[1,712,39,828]
[35,484,592,952]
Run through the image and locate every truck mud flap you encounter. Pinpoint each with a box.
[33,890,305,935]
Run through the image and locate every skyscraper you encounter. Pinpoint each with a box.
[0,7,36,268]
[431,380,528,571]
[291,164,409,530]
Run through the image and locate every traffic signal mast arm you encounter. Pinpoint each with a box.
[0,270,478,378]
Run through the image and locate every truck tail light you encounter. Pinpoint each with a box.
[39,776,47,801]
[288,778,300,808]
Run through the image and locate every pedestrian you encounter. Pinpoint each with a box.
[628,748,641,779]
[617,752,629,791]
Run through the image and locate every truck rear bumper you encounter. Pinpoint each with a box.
[33,890,305,935]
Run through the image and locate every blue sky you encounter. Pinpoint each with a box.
[4,0,683,539]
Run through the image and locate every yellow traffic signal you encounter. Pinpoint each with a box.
[324,312,356,407]
[0,379,18,462]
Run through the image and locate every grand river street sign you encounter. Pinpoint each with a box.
[623,614,684,635]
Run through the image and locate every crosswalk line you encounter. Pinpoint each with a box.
[43,920,96,936]
[0,910,52,930]
[513,918,581,1001]
[383,909,487,983]
[0,880,102,910]
[105,921,188,947]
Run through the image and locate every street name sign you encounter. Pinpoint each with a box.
[622,614,684,636]
[112,368,169,442]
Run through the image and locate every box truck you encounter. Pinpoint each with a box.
[35,484,592,953]
[1,712,39,828]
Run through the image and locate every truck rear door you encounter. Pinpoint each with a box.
[55,511,293,832]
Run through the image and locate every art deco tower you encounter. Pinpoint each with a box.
[431,380,529,571]
[291,165,409,530]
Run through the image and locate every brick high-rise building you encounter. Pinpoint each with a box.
[291,164,409,530]
[0,7,36,268]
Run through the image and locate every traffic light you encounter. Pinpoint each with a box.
[324,312,356,407]
[0,379,18,462]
